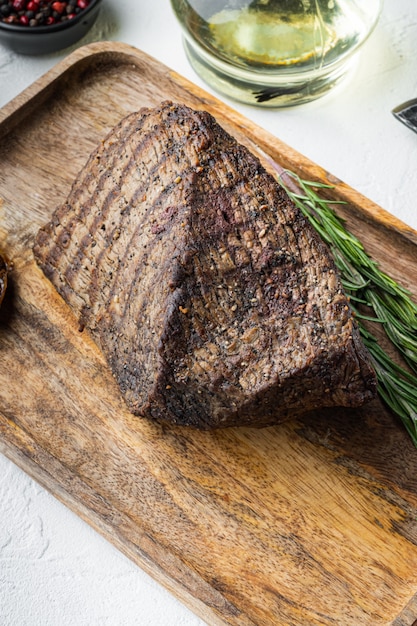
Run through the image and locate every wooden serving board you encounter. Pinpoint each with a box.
[1,42,417,626]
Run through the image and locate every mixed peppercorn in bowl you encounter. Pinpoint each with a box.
[0,0,102,53]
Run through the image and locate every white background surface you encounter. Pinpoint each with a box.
[0,1,417,624]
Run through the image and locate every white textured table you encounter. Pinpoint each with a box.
[1,1,416,624]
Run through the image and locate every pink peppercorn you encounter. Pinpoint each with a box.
[12,0,26,11]
[51,1,65,14]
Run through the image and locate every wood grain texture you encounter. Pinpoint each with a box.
[0,42,417,625]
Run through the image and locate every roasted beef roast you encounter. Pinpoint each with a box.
[33,101,377,428]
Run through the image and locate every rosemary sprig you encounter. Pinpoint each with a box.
[262,161,417,447]
[360,326,417,444]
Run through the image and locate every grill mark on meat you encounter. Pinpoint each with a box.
[90,128,209,329]
[79,116,210,331]
[33,101,377,429]
[36,117,141,312]
[89,177,186,331]
[66,115,141,220]
[52,132,170,324]
[57,114,159,261]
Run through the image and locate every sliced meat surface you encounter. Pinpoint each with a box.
[33,101,377,428]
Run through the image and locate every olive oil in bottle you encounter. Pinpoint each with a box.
[170,0,382,106]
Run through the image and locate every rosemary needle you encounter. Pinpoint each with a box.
[269,165,417,448]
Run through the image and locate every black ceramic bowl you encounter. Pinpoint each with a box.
[0,0,102,55]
